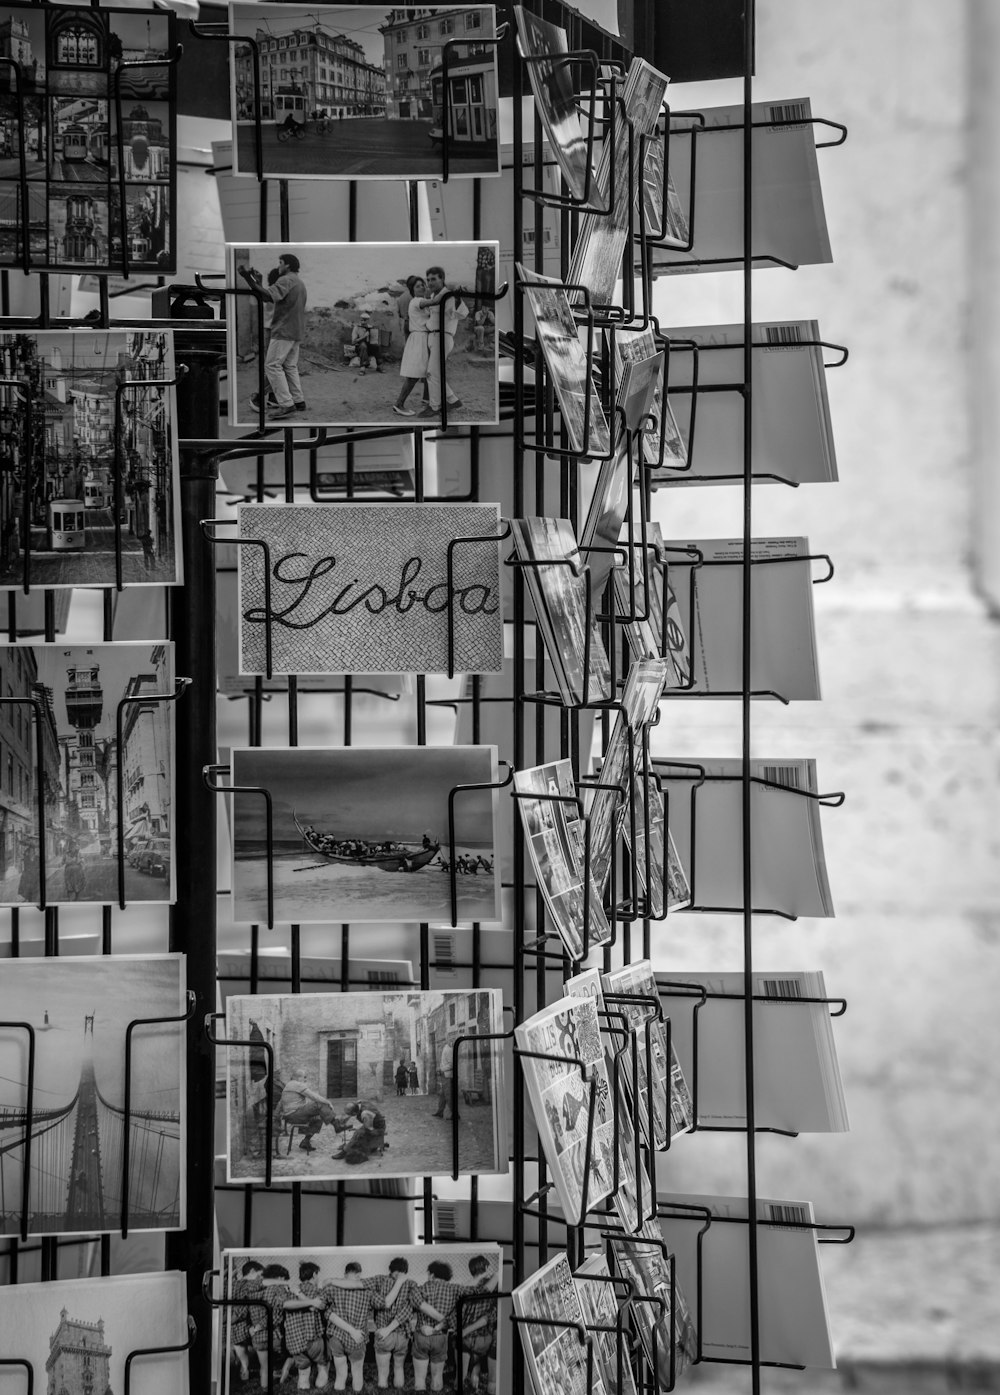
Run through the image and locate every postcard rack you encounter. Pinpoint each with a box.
[0,1,851,1393]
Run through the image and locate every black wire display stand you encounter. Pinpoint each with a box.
[0,3,852,1393]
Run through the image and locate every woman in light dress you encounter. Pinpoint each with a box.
[393,275,432,415]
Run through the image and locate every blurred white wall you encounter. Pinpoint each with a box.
[649,0,1000,1226]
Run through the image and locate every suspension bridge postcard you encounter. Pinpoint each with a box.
[230,745,501,926]
[229,4,500,182]
[0,1271,188,1394]
[0,641,176,908]
[237,502,504,677]
[0,329,181,591]
[0,953,186,1238]
[226,989,507,1185]
[226,239,499,429]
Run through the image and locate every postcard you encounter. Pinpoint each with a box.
[221,1243,501,1395]
[568,58,668,310]
[225,989,507,1185]
[640,117,689,246]
[509,517,612,707]
[229,4,500,182]
[609,1222,697,1387]
[0,4,176,274]
[583,658,669,894]
[513,1252,610,1395]
[513,8,594,204]
[0,642,175,908]
[0,1271,188,1393]
[619,769,692,917]
[574,1255,639,1395]
[226,240,499,429]
[564,969,653,1235]
[516,265,611,457]
[0,954,186,1238]
[603,960,693,1150]
[615,326,687,472]
[0,330,181,590]
[617,522,692,685]
[513,760,611,960]
[231,745,501,925]
[237,502,503,677]
[515,994,616,1225]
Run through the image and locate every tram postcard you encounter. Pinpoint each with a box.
[225,989,508,1185]
[236,501,504,677]
[0,640,176,909]
[0,3,178,275]
[0,329,182,591]
[226,240,500,430]
[0,953,186,1239]
[0,1271,189,1394]
[229,3,501,182]
[230,744,502,926]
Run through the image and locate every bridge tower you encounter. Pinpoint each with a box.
[84,1013,94,1035]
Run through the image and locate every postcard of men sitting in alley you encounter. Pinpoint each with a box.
[226,240,499,428]
[225,989,507,1184]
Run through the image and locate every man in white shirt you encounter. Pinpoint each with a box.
[418,265,469,418]
[431,1030,461,1120]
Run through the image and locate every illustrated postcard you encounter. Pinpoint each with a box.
[230,745,501,926]
[513,1252,610,1395]
[225,989,507,1185]
[237,502,503,676]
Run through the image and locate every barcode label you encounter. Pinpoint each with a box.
[433,934,456,976]
[760,764,802,789]
[366,969,401,985]
[763,324,803,350]
[768,101,808,127]
[766,1203,809,1226]
[762,978,803,1000]
[436,1202,457,1237]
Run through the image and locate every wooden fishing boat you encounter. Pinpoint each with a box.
[293,813,440,873]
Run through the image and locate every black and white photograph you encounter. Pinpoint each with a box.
[510,517,612,707]
[227,240,499,428]
[237,502,503,676]
[583,657,669,894]
[225,990,507,1184]
[515,995,616,1226]
[0,3,176,273]
[567,57,668,311]
[230,4,499,181]
[513,8,594,204]
[517,265,611,457]
[0,330,181,590]
[512,1253,609,1395]
[603,960,693,1150]
[230,745,501,925]
[513,759,611,959]
[0,1271,189,1394]
[0,642,176,907]
[222,1243,501,1395]
[0,954,186,1239]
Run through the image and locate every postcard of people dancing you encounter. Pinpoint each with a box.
[230,745,501,925]
[237,502,503,676]
[225,989,507,1186]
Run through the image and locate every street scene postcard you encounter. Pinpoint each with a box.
[0,641,175,908]
[0,329,181,590]
[229,4,500,180]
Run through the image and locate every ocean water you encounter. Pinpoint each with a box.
[233,848,500,925]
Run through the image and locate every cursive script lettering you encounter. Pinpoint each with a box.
[243,553,499,630]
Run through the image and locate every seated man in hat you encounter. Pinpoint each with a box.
[350,310,382,373]
[276,1078,336,1152]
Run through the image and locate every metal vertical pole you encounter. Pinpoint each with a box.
[166,339,222,1392]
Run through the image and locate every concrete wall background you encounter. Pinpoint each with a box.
[648,0,1000,1227]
